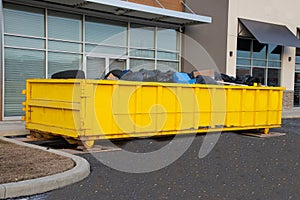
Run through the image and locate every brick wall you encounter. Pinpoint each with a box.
[283,90,294,110]
[126,0,182,11]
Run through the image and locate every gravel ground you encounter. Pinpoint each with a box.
[13,118,300,200]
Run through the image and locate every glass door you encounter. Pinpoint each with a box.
[109,58,127,71]
[85,56,128,79]
[86,56,106,79]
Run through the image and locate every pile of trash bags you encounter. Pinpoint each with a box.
[51,69,260,86]
[104,69,260,86]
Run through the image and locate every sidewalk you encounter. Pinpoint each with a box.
[282,109,300,119]
[0,120,28,137]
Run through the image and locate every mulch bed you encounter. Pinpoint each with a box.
[0,139,75,184]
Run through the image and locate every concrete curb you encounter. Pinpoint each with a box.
[0,136,90,199]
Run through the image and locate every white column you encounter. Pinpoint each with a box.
[226,35,237,77]
[281,46,295,90]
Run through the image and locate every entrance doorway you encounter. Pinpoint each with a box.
[85,56,128,79]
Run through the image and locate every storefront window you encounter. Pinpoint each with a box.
[48,52,82,77]
[130,24,155,49]
[48,11,82,41]
[157,28,178,52]
[85,17,127,47]
[236,38,282,86]
[3,3,45,118]
[4,3,44,37]
[294,49,300,107]
[4,49,45,117]
[2,3,180,117]
[130,59,155,71]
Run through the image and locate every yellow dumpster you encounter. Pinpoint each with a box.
[23,79,284,148]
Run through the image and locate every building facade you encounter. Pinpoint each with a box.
[184,0,300,110]
[0,0,210,120]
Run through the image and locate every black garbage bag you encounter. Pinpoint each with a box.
[196,75,218,85]
[236,75,260,86]
[104,69,123,79]
[156,70,174,83]
[220,73,236,83]
[51,70,85,79]
[142,69,159,82]
[120,70,144,81]
[121,69,174,82]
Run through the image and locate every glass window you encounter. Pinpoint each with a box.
[86,57,106,79]
[48,52,82,77]
[2,4,182,116]
[4,35,44,49]
[4,48,45,117]
[296,48,300,65]
[130,59,155,71]
[236,66,251,77]
[268,61,281,68]
[85,17,127,46]
[85,44,126,56]
[157,51,178,60]
[130,49,155,58]
[130,24,155,48]
[294,49,300,107]
[252,67,265,84]
[157,61,178,72]
[48,11,82,41]
[267,68,280,86]
[157,28,178,51]
[237,38,251,58]
[236,58,251,66]
[252,40,266,59]
[268,45,282,61]
[48,40,82,53]
[252,59,266,67]
[294,72,300,107]
[4,3,44,37]
[236,38,282,86]
[109,59,126,71]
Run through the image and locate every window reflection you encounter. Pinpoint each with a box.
[268,45,282,61]
[157,28,178,51]
[236,66,251,77]
[48,52,82,77]
[267,69,280,86]
[130,24,155,48]
[48,10,82,41]
[252,67,265,84]
[252,40,266,59]
[4,3,44,37]
[294,49,300,107]
[237,38,251,58]
[85,17,127,46]
[236,38,282,86]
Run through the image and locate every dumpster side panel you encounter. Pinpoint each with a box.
[25,80,82,138]
[25,79,284,141]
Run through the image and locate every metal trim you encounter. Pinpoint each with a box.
[86,0,211,24]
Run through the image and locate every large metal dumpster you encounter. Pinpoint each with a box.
[23,79,284,147]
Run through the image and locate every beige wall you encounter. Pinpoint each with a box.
[227,0,300,90]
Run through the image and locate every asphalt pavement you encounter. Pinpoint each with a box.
[13,118,300,200]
